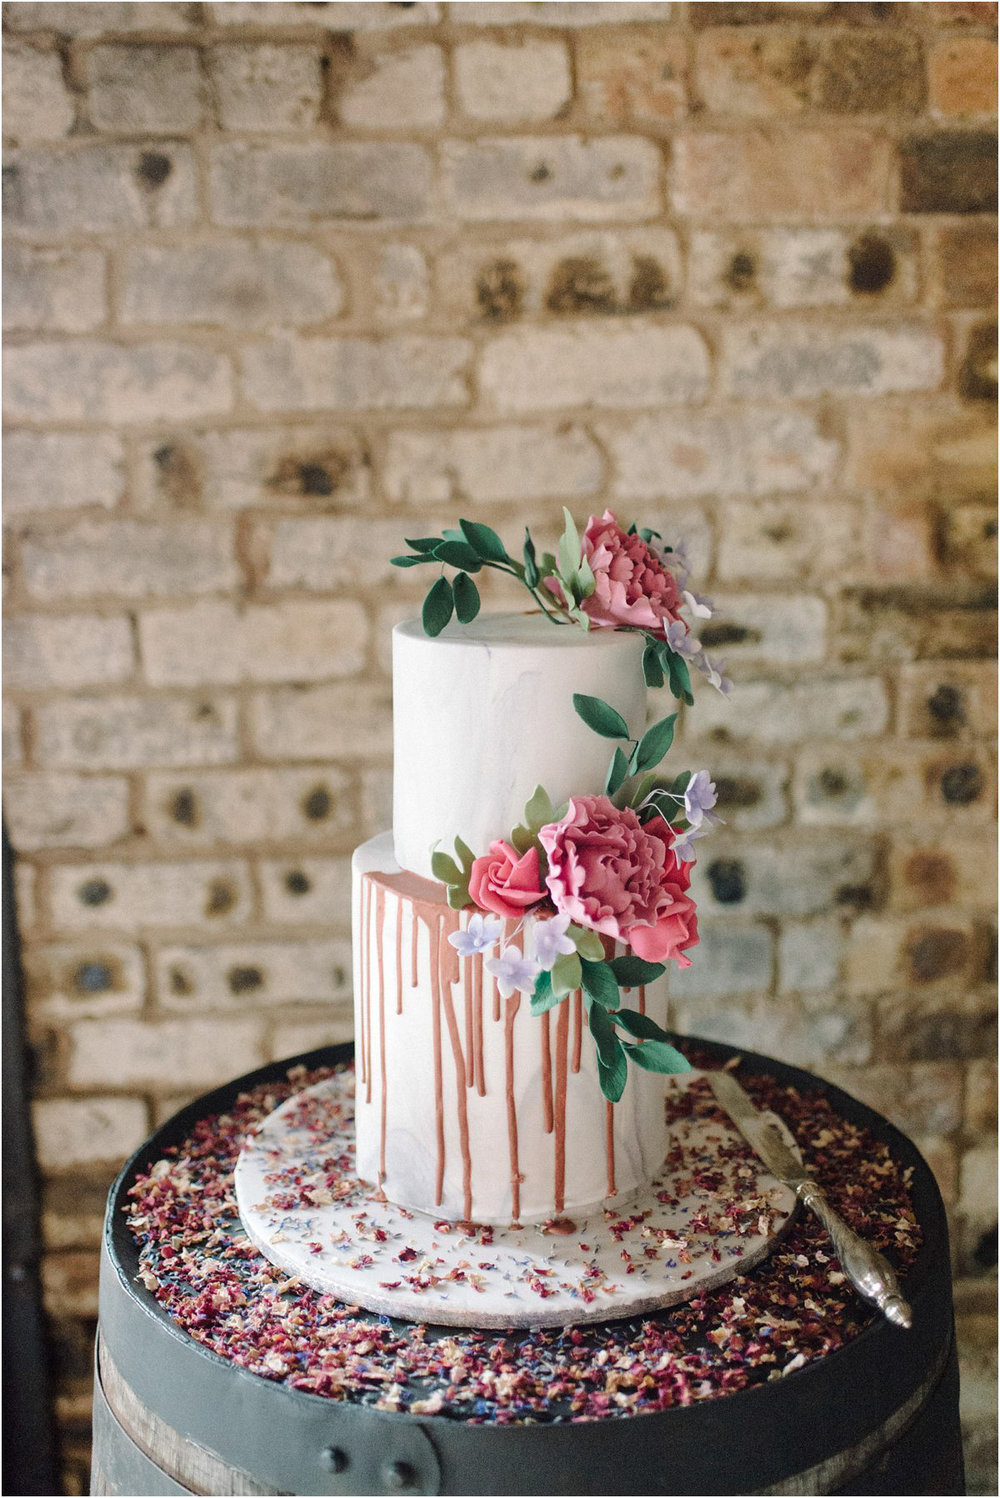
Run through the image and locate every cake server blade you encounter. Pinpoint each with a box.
[707,1069,913,1330]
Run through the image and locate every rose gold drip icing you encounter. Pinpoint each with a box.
[395,894,403,1015]
[364,877,374,1104]
[428,914,445,1206]
[605,1100,617,1198]
[410,912,419,988]
[358,877,370,1093]
[472,955,485,1096]
[546,1217,577,1235]
[571,990,582,1074]
[639,984,647,1016]
[490,966,500,1023]
[375,883,387,1185]
[540,1011,554,1135]
[504,993,522,1223]
[553,999,570,1213]
[440,941,473,1221]
[463,955,474,1087]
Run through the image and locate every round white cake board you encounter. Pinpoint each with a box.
[234,1068,798,1330]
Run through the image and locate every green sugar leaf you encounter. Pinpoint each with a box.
[612,1008,672,1042]
[557,506,582,586]
[608,955,666,987]
[589,1004,627,1101]
[392,554,434,568]
[454,836,476,872]
[422,576,454,637]
[635,714,677,773]
[453,572,481,624]
[524,784,555,830]
[604,745,630,796]
[572,693,630,740]
[430,850,463,886]
[550,950,582,998]
[580,958,620,1010]
[404,537,444,554]
[665,647,694,707]
[621,1040,692,1075]
[435,539,482,572]
[523,528,540,588]
[459,518,508,564]
[530,970,563,1015]
[446,884,471,910]
[568,924,605,962]
[642,641,665,688]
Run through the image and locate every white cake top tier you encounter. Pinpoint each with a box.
[392,612,646,881]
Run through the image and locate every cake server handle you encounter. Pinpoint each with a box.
[794,1178,912,1329]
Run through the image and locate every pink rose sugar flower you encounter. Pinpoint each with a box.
[468,841,546,921]
[581,509,683,638]
[627,816,699,969]
[539,795,666,942]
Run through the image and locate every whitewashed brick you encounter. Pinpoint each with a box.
[33,1097,149,1170]
[698,595,828,666]
[454,41,570,123]
[3,704,24,768]
[4,774,131,852]
[438,228,682,321]
[723,324,946,399]
[441,137,662,222]
[4,342,232,424]
[210,44,324,132]
[252,682,391,760]
[698,753,789,831]
[25,940,145,1022]
[87,45,204,133]
[3,614,134,689]
[3,42,75,142]
[689,228,919,310]
[242,335,469,413]
[135,426,370,513]
[211,2,440,27]
[144,765,356,847]
[717,501,861,583]
[793,746,992,829]
[20,519,236,605]
[271,1013,354,1058]
[452,3,671,23]
[140,599,368,686]
[373,244,430,323]
[383,425,602,504]
[3,143,197,235]
[604,411,840,501]
[3,244,106,334]
[68,1015,264,1089]
[121,241,342,330]
[3,433,124,516]
[8,4,196,34]
[671,992,871,1071]
[480,325,708,412]
[689,677,890,744]
[155,939,352,1008]
[13,862,39,931]
[50,858,252,932]
[34,693,239,770]
[668,924,774,1000]
[959,1144,998,1220]
[263,516,410,591]
[339,45,445,130]
[361,765,393,837]
[779,922,843,994]
[210,142,432,226]
[689,839,875,918]
[258,858,352,926]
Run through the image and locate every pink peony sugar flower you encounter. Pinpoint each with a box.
[539,795,666,942]
[468,840,546,920]
[628,816,699,968]
[581,510,684,638]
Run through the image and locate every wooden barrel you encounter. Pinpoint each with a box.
[91,1041,965,1498]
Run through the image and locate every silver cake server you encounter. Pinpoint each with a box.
[707,1068,913,1330]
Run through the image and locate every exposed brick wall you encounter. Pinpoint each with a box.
[2,2,996,1488]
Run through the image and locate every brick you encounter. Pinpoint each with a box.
[824,1062,963,1137]
[939,502,994,578]
[863,497,938,581]
[338,45,445,129]
[929,37,998,117]
[3,42,75,142]
[3,432,124,516]
[877,990,996,1063]
[846,917,981,994]
[836,587,996,664]
[439,228,682,322]
[3,614,134,690]
[210,43,324,132]
[701,753,789,830]
[49,858,252,932]
[242,335,469,412]
[672,993,871,1070]
[959,321,998,401]
[23,941,145,1019]
[3,342,232,424]
[688,227,918,309]
[270,1013,355,1059]
[373,244,430,323]
[816,33,925,114]
[144,765,357,848]
[3,142,197,235]
[40,1250,100,1316]
[441,137,662,223]
[451,3,672,22]
[716,500,861,583]
[605,411,839,501]
[32,1097,148,1171]
[937,224,998,309]
[361,765,393,838]
[3,244,106,334]
[14,862,39,931]
[778,921,842,994]
[723,323,945,399]
[68,1015,264,1089]
[251,682,392,760]
[135,426,370,513]
[258,858,352,927]
[689,2,827,21]
[959,1144,998,1220]
[43,1177,117,1250]
[795,745,995,827]
[690,838,876,918]
[8,4,196,33]
[3,705,24,768]
[898,663,998,740]
[692,676,889,744]
[4,774,131,853]
[455,40,570,124]
[673,130,891,219]
[211,2,440,27]
[697,594,828,665]
[210,142,432,226]
[86,44,203,133]
[576,28,686,128]
[668,923,774,1000]
[155,938,351,1008]
[262,515,418,591]
[900,133,998,213]
[480,325,709,412]
[34,693,239,770]
[383,425,602,504]
[845,405,996,499]
[20,519,237,603]
[140,598,368,686]
[694,30,814,116]
[121,241,342,330]
[967,1059,997,1133]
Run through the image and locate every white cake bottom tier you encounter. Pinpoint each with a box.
[352,833,671,1226]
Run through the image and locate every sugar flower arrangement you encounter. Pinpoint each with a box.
[392,509,726,1102]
